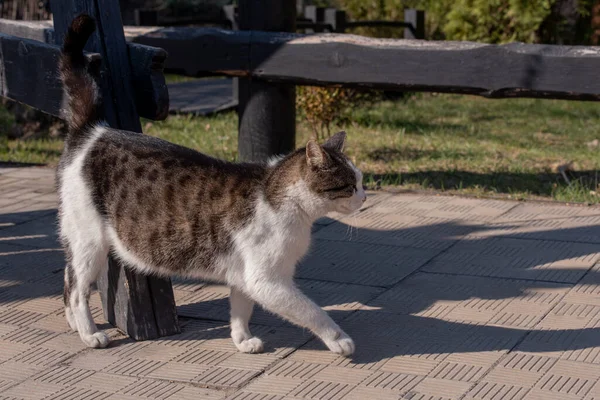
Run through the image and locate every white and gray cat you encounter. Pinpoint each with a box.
[58,14,366,356]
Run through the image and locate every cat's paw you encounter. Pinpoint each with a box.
[324,332,355,357]
[81,331,110,348]
[235,337,264,354]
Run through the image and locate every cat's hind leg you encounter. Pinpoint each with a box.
[63,238,110,348]
[230,287,264,353]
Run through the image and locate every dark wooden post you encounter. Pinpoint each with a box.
[325,8,346,33]
[51,0,180,340]
[237,0,296,162]
[404,9,425,39]
[134,9,159,26]
[304,5,325,33]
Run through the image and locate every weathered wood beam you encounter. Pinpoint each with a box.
[8,20,600,101]
[126,26,251,77]
[0,33,99,117]
[131,29,600,101]
[0,19,169,120]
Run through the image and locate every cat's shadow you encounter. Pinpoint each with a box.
[167,217,600,364]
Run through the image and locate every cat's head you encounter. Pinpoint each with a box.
[303,131,367,215]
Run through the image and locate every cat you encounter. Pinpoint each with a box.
[57,14,366,356]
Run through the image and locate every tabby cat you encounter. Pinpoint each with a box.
[58,14,366,356]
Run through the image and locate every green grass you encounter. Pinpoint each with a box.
[3,93,600,203]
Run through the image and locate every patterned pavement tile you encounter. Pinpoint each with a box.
[422,237,600,283]
[403,377,472,400]
[117,379,185,399]
[368,195,517,221]
[191,366,261,389]
[0,380,63,400]
[73,372,137,394]
[0,362,46,383]
[496,203,600,222]
[2,168,600,399]
[297,239,437,287]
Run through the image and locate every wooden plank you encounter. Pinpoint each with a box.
[246,33,600,100]
[124,27,600,100]
[237,0,296,162]
[127,27,251,77]
[10,20,600,100]
[404,9,425,40]
[0,18,168,120]
[51,1,179,341]
[0,18,54,43]
[0,32,100,117]
[128,42,169,120]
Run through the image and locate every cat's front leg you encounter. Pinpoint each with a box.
[230,287,264,353]
[244,278,355,356]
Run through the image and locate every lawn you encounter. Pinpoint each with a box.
[2,92,600,203]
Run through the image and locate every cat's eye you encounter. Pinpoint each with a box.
[325,184,355,192]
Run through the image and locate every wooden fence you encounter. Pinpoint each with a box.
[1,0,600,340]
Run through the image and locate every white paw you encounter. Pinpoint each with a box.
[81,331,110,348]
[324,332,355,357]
[234,337,264,353]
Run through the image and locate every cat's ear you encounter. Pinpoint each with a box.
[323,131,346,152]
[306,140,325,167]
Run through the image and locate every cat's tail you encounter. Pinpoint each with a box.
[60,14,102,137]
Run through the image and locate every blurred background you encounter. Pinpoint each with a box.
[2,0,600,203]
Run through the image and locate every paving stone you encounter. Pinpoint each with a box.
[533,360,600,397]
[44,386,111,400]
[297,239,436,286]
[0,341,30,363]
[404,377,472,400]
[368,195,516,221]
[243,375,304,396]
[361,371,422,393]
[0,380,63,400]
[218,352,279,371]
[368,273,568,327]
[0,216,60,249]
[168,386,225,399]
[67,352,123,372]
[226,393,284,400]
[117,379,185,399]
[287,379,355,400]
[266,360,327,380]
[146,362,210,382]
[29,314,70,333]
[101,358,165,378]
[423,237,599,283]
[9,347,72,367]
[0,327,59,346]
[463,381,531,400]
[191,366,260,389]
[343,386,401,400]
[32,366,95,386]
[314,213,477,250]
[74,373,137,394]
